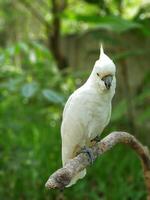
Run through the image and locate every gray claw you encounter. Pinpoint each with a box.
[91,135,101,143]
[80,146,94,165]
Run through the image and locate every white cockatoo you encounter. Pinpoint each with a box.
[61,45,116,187]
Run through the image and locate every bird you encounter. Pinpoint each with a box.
[61,45,116,187]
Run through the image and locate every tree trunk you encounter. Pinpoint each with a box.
[48,0,68,70]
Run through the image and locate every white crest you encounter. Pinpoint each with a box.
[99,43,104,59]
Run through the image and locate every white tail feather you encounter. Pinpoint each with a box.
[66,169,86,187]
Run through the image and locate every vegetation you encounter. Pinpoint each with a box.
[0,0,150,199]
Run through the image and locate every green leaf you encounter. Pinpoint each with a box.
[64,14,141,33]
[42,89,65,104]
[17,42,29,53]
[6,78,22,92]
[21,82,38,98]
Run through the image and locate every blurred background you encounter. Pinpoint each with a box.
[0,0,150,199]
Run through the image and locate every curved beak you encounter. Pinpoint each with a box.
[102,75,113,89]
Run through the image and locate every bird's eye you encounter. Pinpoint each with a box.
[96,73,99,76]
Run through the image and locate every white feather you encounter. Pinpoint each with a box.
[61,47,116,187]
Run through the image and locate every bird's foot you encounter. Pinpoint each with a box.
[80,146,94,165]
[91,135,101,143]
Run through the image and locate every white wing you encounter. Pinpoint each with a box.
[61,89,86,165]
[61,88,88,187]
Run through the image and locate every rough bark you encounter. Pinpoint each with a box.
[45,131,150,199]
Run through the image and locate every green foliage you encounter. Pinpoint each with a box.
[21,82,38,98]
[62,0,150,35]
[42,89,65,104]
[64,14,141,33]
[0,40,149,200]
[0,1,150,199]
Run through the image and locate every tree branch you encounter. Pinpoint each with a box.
[45,131,150,199]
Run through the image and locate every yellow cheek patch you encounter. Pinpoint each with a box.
[100,73,112,79]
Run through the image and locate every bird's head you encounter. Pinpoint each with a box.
[89,45,116,95]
